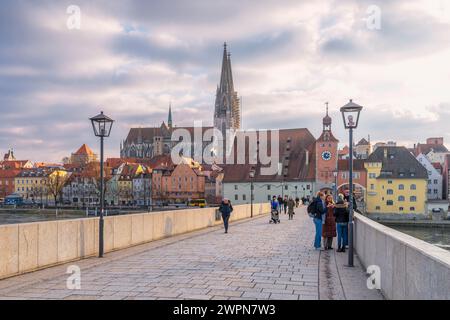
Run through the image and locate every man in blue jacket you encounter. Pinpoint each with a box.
[219,198,233,234]
[312,192,327,250]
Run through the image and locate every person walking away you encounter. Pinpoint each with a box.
[277,195,283,213]
[311,192,326,250]
[283,195,288,214]
[295,196,300,208]
[322,194,337,250]
[287,197,295,220]
[219,198,233,233]
[334,194,349,252]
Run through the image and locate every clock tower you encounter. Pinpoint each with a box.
[315,103,339,192]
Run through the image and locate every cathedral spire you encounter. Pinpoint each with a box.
[168,103,173,129]
[214,43,241,133]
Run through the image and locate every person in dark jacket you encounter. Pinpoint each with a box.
[334,194,349,252]
[287,197,295,220]
[312,192,326,250]
[219,198,233,233]
[344,190,357,212]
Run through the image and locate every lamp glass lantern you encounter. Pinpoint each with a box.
[340,100,363,129]
[249,167,256,179]
[90,111,114,137]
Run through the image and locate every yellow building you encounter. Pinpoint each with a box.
[117,163,145,205]
[15,169,50,203]
[365,146,428,215]
[15,168,69,204]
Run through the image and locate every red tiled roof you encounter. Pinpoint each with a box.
[222,128,316,183]
[338,159,366,171]
[74,144,95,156]
[0,169,21,178]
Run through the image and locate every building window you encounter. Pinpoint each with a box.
[375,206,381,210]
[284,185,288,190]
[399,207,404,211]
[398,184,404,190]
[234,185,238,190]
[369,173,376,179]
[434,179,438,184]
[410,207,415,211]
[410,196,417,202]
[428,189,432,194]
[267,185,271,190]
[387,200,394,206]
[267,195,271,201]
[434,189,438,194]
[388,180,393,184]
[243,195,246,201]
[387,189,393,195]
[398,196,405,202]
[410,184,416,190]
[370,184,374,190]
[234,194,238,201]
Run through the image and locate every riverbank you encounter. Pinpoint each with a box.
[379,220,450,228]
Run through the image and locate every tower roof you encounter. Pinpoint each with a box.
[219,42,234,94]
[323,102,332,126]
[74,144,95,156]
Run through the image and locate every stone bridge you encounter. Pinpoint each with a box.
[0,206,383,300]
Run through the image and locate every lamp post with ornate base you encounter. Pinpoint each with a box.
[340,100,362,268]
[90,111,114,258]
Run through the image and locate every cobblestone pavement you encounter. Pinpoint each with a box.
[0,207,383,300]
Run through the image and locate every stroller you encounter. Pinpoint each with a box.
[269,209,280,224]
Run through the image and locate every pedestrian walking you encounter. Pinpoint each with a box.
[219,198,233,233]
[322,194,337,250]
[287,197,295,220]
[295,196,300,208]
[334,194,349,252]
[283,195,288,214]
[270,196,280,223]
[277,195,283,213]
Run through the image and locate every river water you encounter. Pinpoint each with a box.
[388,225,450,251]
[0,210,89,225]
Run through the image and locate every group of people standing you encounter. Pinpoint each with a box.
[309,191,357,252]
[270,195,299,220]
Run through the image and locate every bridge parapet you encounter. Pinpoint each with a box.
[354,213,450,299]
[0,203,270,280]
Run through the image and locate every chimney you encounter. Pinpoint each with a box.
[305,150,309,166]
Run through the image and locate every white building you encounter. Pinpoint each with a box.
[223,181,314,205]
[417,153,443,200]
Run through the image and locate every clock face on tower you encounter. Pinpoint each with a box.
[322,151,332,161]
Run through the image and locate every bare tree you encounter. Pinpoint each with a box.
[47,171,69,212]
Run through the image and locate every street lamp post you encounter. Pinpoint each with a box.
[90,111,114,258]
[340,99,362,268]
[249,167,256,218]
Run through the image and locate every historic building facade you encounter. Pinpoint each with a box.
[314,105,339,192]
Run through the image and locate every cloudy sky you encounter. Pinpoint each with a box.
[1,0,450,162]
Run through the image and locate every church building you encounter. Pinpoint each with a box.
[120,43,240,159]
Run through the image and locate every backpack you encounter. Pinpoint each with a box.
[307,199,316,216]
